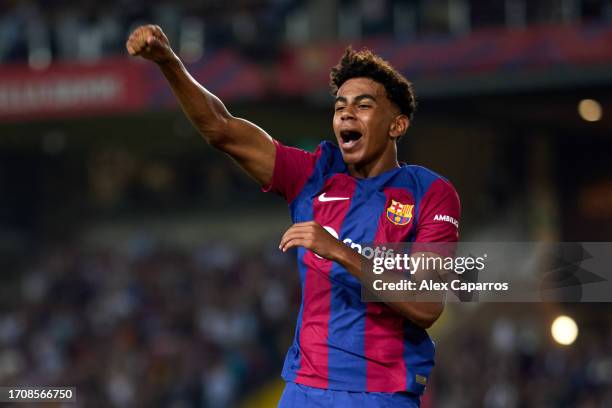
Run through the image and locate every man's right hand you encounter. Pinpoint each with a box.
[126,25,176,64]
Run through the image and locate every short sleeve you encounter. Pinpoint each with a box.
[415,178,461,243]
[262,139,321,203]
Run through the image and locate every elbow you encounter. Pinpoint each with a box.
[194,114,231,147]
[415,317,436,329]
[204,127,229,148]
[408,305,444,329]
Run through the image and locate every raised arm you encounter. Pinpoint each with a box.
[126,24,275,186]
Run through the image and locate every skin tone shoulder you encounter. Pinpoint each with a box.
[126,25,443,329]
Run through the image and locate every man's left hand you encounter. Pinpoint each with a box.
[279,221,344,260]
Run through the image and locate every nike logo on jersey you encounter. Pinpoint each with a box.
[318,193,350,202]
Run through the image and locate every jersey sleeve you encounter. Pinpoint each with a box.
[261,139,321,203]
[415,178,461,243]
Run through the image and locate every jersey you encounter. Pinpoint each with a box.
[263,139,461,395]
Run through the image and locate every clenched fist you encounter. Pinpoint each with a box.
[126,24,175,64]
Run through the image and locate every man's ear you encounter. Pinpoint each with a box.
[389,115,409,140]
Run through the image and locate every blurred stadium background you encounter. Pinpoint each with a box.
[1,0,612,407]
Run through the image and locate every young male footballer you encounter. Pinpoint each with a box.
[127,25,460,407]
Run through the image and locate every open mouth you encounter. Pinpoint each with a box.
[340,130,363,149]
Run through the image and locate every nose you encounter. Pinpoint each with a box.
[340,106,355,121]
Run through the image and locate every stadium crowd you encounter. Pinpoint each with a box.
[0,238,299,407]
[433,309,612,407]
[1,235,611,407]
[2,0,610,65]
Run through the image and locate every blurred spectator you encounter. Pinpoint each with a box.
[432,309,612,408]
[1,238,299,407]
[2,0,611,65]
[2,236,611,406]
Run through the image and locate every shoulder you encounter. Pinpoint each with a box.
[311,140,347,175]
[264,139,341,203]
[404,167,461,242]
[318,140,342,160]
[403,165,449,188]
[398,165,459,202]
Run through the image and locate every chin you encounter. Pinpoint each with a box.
[340,150,366,166]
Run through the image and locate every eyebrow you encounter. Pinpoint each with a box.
[334,94,377,104]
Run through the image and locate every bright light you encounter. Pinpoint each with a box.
[551,315,578,346]
[578,99,602,122]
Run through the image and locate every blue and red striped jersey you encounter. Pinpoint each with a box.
[263,140,461,395]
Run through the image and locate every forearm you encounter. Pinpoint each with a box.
[331,244,443,329]
[278,222,444,327]
[157,56,232,144]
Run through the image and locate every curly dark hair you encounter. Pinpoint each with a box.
[330,47,416,121]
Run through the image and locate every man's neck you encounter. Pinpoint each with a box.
[348,153,400,179]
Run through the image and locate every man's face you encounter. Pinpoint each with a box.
[333,77,402,167]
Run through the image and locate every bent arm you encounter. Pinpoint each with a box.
[332,245,444,329]
[127,25,275,186]
[278,221,444,328]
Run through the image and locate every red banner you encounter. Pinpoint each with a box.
[0,58,149,121]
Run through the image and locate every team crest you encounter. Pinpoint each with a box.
[386,200,413,226]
